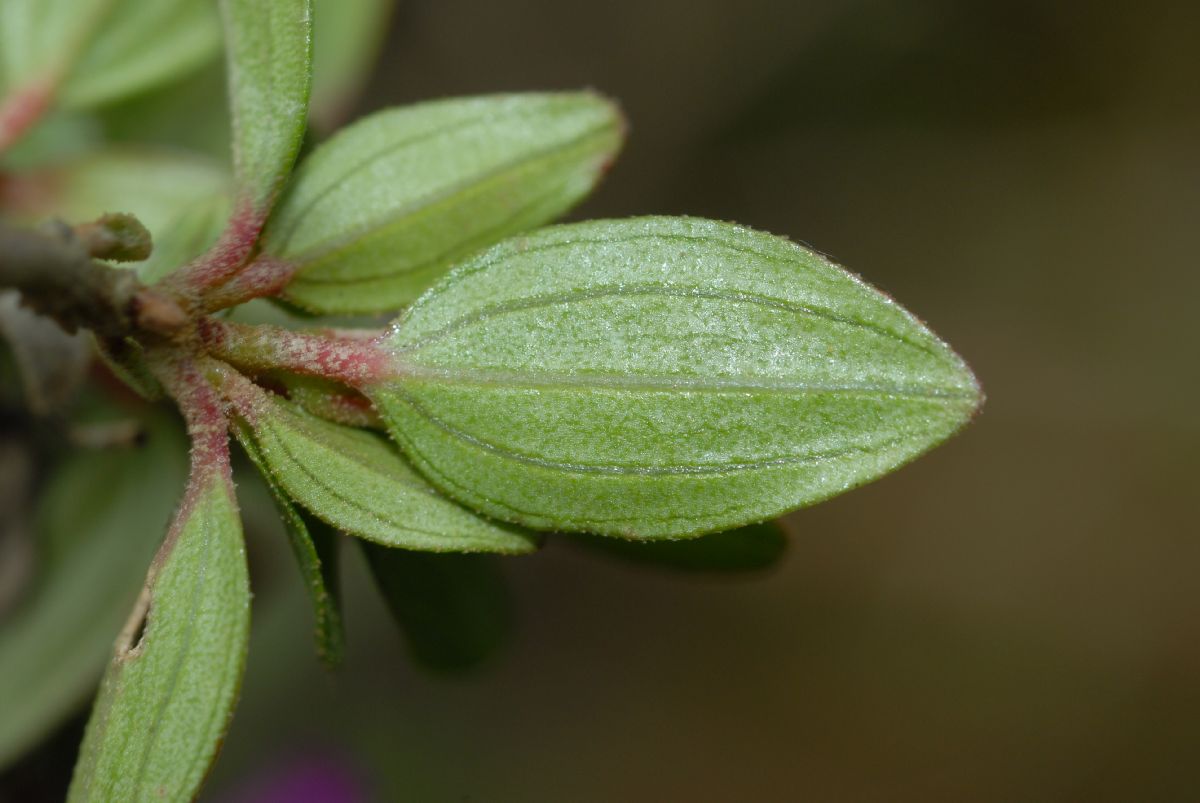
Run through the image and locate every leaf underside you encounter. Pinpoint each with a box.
[369,216,981,538]
[235,422,343,667]
[67,473,249,803]
[232,384,539,554]
[264,92,624,313]
[220,0,313,213]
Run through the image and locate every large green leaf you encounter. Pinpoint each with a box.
[0,415,187,770]
[220,370,538,554]
[361,544,514,674]
[368,217,981,538]
[263,92,624,313]
[220,0,313,216]
[0,0,220,110]
[235,422,343,667]
[67,467,249,802]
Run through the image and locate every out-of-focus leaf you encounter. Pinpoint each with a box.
[236,424,343,667]
[218,368,538,554]
[361,544,514,673]
[0,290,91,414]
[220,0,312,216]
[0,0,220,110]
[263,92,624,313]
[68,466,250,802]
[0,414,187,770]
[97,59,230,160]
[0,110,100,170]
[0,149,228,248]
[570,522,788,572]
[93,336,162,401]
[309,0,393,132]
[368,216,982,538]
[138,194,230,283]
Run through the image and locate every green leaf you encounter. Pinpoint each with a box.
[0,414,187,770]
[235,423,343,667]
[67,466,249,801]
[2,149,229,250]
[309,0,393,131]
[0,0,221,110]
[368,217,982,538]
[97,58,230,160]
[220,0,313,215]
[263,92,624,313]
[361,544,513,674]
[220,371,538,554]
[570,522,787,573]
[137,193,231,283]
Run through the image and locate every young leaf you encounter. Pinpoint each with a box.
[0,414,187,770]
[0,0,220,111]
[361,544,514,674]
[236,422,343,667]
[220,0,313,218]
[216,367,539,554]
[261,92,624,313]
[368,217,982,538]
[570,522,788,573]
[67,464,249,801]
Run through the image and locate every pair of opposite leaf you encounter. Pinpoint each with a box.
[5,0,981,800]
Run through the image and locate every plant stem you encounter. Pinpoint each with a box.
[0,219,186,338]
[197,319,391,387]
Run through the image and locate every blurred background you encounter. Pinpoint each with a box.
[3,0,1199,800]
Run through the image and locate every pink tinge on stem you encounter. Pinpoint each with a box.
[147,356,236,570]
[167,199,268,297]
[202,256,298,312]
[0,83,52,154]
[198,319,392,388]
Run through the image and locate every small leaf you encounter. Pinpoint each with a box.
[570,522,787,573]
[67,464,249,801]
[0,0,221,110]
[367,217,982,538]
[236,422,343,667]
[361,544,514,674]
[217,368,538,554]
[0,414,187,770]
[262,92,624,313]
[220,0,313,216]
[309,0,393,131]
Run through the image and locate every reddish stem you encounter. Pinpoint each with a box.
[163,200,267,298]
[146,354,236,574]
[198,319,391,388]
[201,255,298,312]
[277,374,383,429]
